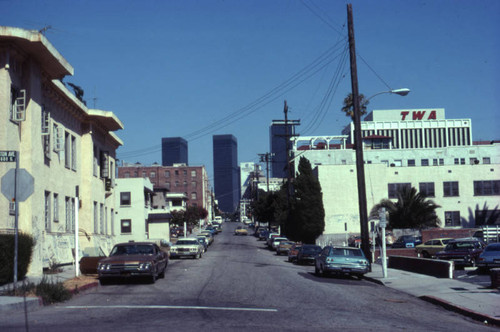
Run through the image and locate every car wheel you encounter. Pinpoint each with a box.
[99,278,109,286]
[159,265,166,279]
[315,265,320,276]
[149,274,156,284]
[469,257,476,268]
[422,251,431,258]
[319,265,326,277]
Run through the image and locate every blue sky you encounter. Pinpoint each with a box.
[3,0,499,182]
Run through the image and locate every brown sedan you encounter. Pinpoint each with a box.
[97,242,168,284]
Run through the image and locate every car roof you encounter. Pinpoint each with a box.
[114,242,154,246]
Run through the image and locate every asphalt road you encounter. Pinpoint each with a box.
[0,223,495,331]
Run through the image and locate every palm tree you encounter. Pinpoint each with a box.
[341,93,369,119]
[370,186,440,230]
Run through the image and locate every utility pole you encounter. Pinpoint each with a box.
[258,152,274,193]
[347,4,371,262]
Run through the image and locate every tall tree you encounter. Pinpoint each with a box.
[341,93,369,118]
[285,157,325,243]
[370,186,440,229]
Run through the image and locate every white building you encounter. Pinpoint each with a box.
[0,27,123,275]
[293,109,499,244]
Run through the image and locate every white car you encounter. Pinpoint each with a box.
[170,238,204,259]
[271,237,289,250]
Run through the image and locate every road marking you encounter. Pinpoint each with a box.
[62,305,278,312]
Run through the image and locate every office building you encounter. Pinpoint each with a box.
[162,137,188,166]
[213,135,239,213]
[270,119,300,178]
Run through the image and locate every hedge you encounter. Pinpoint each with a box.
[0,233,35,285]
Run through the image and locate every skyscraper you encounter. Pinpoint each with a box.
[270,120,300,178]
[162,137,188,166]
[213,135,239,213]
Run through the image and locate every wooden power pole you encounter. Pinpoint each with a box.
[347,4,371,262]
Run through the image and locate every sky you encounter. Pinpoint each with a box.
[3,0,499,184]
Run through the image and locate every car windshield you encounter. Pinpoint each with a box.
[110,244,154,256]
[331,248,363,257]
[485,244,500,252]
[442,239,452,244]
[445,242,475,250]
[176,240,197,245]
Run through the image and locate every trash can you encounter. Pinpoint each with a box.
[491,268,500,289]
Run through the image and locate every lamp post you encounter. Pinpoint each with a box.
[366,88,410,101]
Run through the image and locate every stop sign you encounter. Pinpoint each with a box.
[1,168,34,202]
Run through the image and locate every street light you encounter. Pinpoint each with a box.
[366,88,410,101]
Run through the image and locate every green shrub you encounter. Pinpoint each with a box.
[35,277,72,304]
[0,233,35,284]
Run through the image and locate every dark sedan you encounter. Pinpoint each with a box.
[97,242,168,284]
[296,244,322,265]
[435,238,485,268]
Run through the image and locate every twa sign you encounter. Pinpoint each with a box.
[400,110,437,121]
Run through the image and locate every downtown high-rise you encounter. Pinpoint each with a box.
[213,135,239,213]
[162,137,188,166]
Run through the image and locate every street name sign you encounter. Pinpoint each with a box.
[0,151,16,162]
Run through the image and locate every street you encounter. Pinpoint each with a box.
[0,223,494,331]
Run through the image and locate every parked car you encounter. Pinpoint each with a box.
[200,231,215,244]
[315,246,370,278]
[391,235,422,248]
[435,238,485,268]
[234,226,248,235]
[271,237,288,250]
[170,238,204,259]
[296,244,322,265]
[258,229,270,240]
[196,236,209,252]
[415,238,454,258]
[276,241,295,256]
[477,243,500,271]
[288,243,303,262]
[266,233,281,248]
[97,242,168,284]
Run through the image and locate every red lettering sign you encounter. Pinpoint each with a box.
[400,110,438,121]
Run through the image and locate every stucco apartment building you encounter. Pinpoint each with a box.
[293,109,500,244]
[0,27,123,275]
[118,163,212,218]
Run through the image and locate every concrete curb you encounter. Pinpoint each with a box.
[419,295,500,327]
[0,296,42,312]
[69,281,99,295]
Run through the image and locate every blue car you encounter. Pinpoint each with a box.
[391,235,422,248]
[315,246,370,278]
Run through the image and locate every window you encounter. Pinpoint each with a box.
[94,201,98,233]
[439,158,444,166]
[53,193,59,222]
[142,171,147,177]
[165,171,170,178]
[191,170,196,177]
[454,158,459,165]
[100,151,109,178]
[41,105,50,135]
[470,158,478,165]
[93,146,98,177]
[483,157,491,164]
[388,183,411,198]
[419,182,435,197]
[183,170,187,176]
[53,124,63,152]
[183,181,187,187]
[110,209,115,235]
[65,197,75,232]
[191,192,197,200]
[120,192,131,206]
[393,160,402,167]
[443,181,459,197]
[71,136,77,170]
[444,211,460,227]
[433,158,438,166]
[381,160,389,166]
[475,209,500,225]
[408,159,415,167]
[474,180,500,196]
[460,158,465,165]
[175,181,180,187]
[100,203,104,234]
[150,171,156,178]
[65,131,71,168]
[175,170,179,176]
[10,87,26,122]
[421,159,429,166]
[341,160,347,165]
[166,182,171,190]
[121,219,131,233]
[45,191,51,231]
[191,181,197,189]
[124,172,130,178]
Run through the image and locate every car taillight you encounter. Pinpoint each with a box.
[326,257,335,263]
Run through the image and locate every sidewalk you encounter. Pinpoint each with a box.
[364,263,500,326]
[0,265,97,312]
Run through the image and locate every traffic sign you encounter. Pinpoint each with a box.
[1,168,34,202]
[0,151,16,162]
